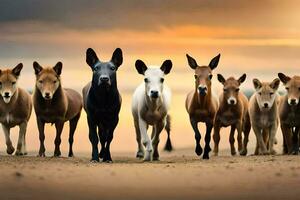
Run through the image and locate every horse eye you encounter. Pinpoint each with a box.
[39,80,43,84]
[258,92,262,95]
[160,78,164,83]
[223,88,227,92]
[93,66,98,71]
[53,80,57,84]
[270,92,274,96]
[208,74,213,80]
[110,66,116,70]
[144,78,149,83]
[235,88,240,92]
[12,82,16,85]
[194,75,197,79]
[298,87,300,91]
[0,82,2,85]
[286,87,289,91]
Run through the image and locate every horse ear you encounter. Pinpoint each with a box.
[33,61,43,75]
[86,48,99,69]
[186,54,198,69]
[270,78,280,90]
[111,48,123,68]
[209,54,220,70]
[253,78,262,90]
[53,62,62,76]
[217,74,226,84]
[160,60,172,75]
[238,73,247,84]
[135,60,148,75]
[278,73,291,84]
[12,63,23,77]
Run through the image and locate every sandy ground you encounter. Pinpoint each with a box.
[0,148,300,200]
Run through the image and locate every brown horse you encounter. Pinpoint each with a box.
[185,54,220,159]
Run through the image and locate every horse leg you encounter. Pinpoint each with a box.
[152,121,164,161]
[281,124,293,154]
[236,121,243,152]
[269,125,277,155]
[134,119,144,158]
[37,118,46,157]
[292,127,299,155]
[190,117,202,156]
[203,122,213,159]
[2,125,14,155]
[213,122,221,156]
[229,125,236,156]
[15,122,27,156]
[164,115,173,151]
[253,125,268,155]
[54,121,64,157]
[103,129,114,163]
[68,113,80,157]
[88,117,99,162]
[98,125,106,160]
[138,117,152,161]
[240,118,251,156]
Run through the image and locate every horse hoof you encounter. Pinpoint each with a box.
[239,149,247,156]
[195,146,203,156]
[203,154,209,160]
[37,153,46,157]
[231,151,237,156]
[90,159,99,163]
[7,146,15,155]
[136,151,144,159]
[15,151,24,156]
[153,157,160,161]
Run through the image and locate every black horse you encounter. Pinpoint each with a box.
[83,48,123,162]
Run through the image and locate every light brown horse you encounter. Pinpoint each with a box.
[185,54,220,159]
[213,74,251,156]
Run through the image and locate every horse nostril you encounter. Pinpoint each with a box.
[4,92,9,97]
[100,76,109,82]
[45,92,50,97]
[290,99,297,105]
[230,100,235,104]
[150,91,159,98]
[264,103,268,108]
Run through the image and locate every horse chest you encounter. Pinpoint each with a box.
[142,110,163,125]
[219,111,237,126]
[0,112,18,126]
[258,113,272,128]
[285,111,300,127]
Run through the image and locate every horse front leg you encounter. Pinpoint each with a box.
[203,122,213,159]
[139,117,152,161]
[16,122,28,156]
[213,121,221,156]
[88,117,99,162]
[190,117,202,156]
[54,121,64,157]
[152,121,164,161]
[292,127,299,155]
[97,125,106,160]
[2,125,14,155]
[103,129,114,163]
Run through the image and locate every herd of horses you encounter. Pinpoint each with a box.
[0,47,299,162]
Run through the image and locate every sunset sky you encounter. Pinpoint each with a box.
[0,1,299,153]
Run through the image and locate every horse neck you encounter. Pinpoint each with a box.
[90,80,119,106]
[145,95,163,111]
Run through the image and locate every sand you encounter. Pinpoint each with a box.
[0,148,300,200]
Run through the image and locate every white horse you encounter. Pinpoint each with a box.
[132,59,173,161]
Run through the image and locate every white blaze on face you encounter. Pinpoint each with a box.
[144,67,165,98]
